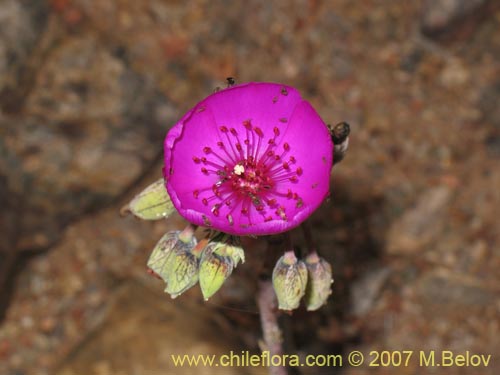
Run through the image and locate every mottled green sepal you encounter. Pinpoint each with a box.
[164,244,200,298]
[304,252,333,311]
[198,238,244,301]
[122,178,175,220]
[272,251,308,311]
[146,231,181,278]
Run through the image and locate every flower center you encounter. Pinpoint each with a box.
[230,159,274,196]
[191,120,304,228]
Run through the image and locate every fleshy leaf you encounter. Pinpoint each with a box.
[122,178,175,220]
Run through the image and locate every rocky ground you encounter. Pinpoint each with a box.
[1,0,499,374]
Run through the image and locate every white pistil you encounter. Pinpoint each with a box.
[234,164,245,175]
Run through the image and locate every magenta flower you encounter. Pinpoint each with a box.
[164,82,333,236]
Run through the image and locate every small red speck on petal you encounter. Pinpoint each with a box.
[243,120,252,130]
[220,126,228,132]
[283,143,290,151]
[265,216,273,222]
[226,214,234,225]
[279,118,288,123]
[203,147,212,154]
[230,128,238,136]
[202,198,208,206]
[282,162,289,170]
[272,96,278,103]
[217,141,224,148]
[193,190,199,198]
[280,87,288,96]
[254,127,264,137]
[289,176,298,183]
[296,167,303,175]
[274,127,280,136]
[193,156,200,163]
[201,167,208,175]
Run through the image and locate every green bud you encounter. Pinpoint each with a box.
[146,231,182,277]
[304,252,333,311]
[164,243,200,299]
[146,228,199,299]
[223,241,245,266]
[199,237,245,300]
[272,251,308,311]
[121,178,175,220]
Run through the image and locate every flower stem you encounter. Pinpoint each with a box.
[301,220,317,254]
[257,280,288,375]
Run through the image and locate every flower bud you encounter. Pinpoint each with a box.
[272,251,308,311]
[163,243,200,299]
[199,238,245,300]
[121,178,175,220]
[146,231,182,277]
[146,226,199,299]
[304,252,333,311]
[328,122,350,165]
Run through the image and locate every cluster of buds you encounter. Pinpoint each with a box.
[122,179,245,300]
[272,250,333,311]
[145,222,245,300]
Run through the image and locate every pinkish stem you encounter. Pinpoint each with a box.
[257,280,288,375]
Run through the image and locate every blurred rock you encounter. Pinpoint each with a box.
[420,0,498,42]
[55,282,259,375]
[350,266,391,317]
[417,272,496,308]
[0,0,48,99]
[386,186,452,255]
[479,82,500,157]
[1,35,176,252]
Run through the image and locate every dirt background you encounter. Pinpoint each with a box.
[1,0,499,374]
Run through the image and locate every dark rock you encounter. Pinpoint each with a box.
[0,0,49,113]
[1,35,178,253]
[420,0,498,42]
[479,83,500,157]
